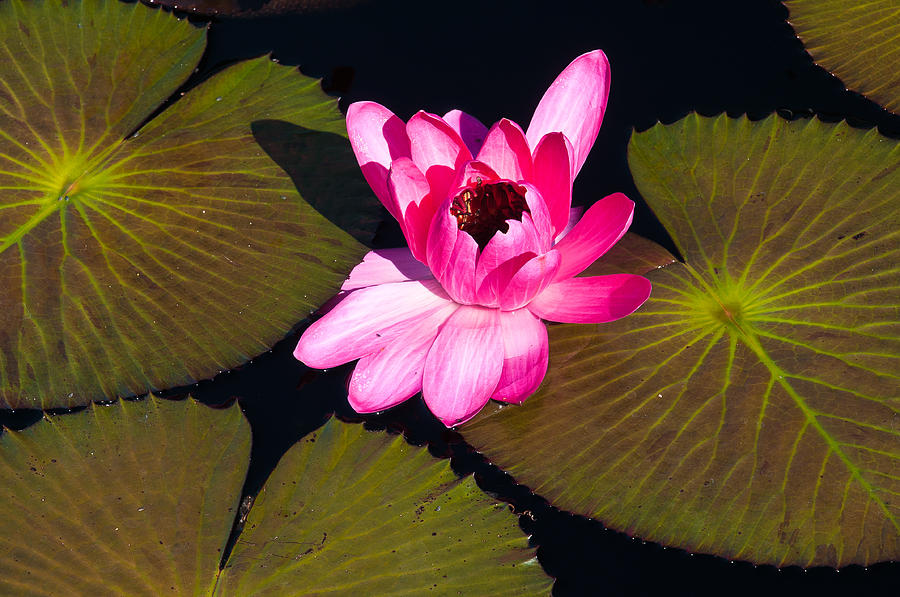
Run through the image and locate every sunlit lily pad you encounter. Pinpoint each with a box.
[0,399,550,594]
[462,114,900,567]
[215,419,551,595]
[0,0,366,409]
[786,0,900,113]
[0,397,251,595]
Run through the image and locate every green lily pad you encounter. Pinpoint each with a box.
[215,419,550,595]
[462,114,900,567]
[786,0,900,113]
[0,397,251,595]
[0,0,366,409]
[0,399,550,594]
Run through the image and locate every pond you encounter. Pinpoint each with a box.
[0,0,897,594]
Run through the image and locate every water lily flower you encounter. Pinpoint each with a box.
[295,50,651,426]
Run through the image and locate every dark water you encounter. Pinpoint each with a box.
[7,0,898,594]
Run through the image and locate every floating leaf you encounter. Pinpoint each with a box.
[463,114,900,567]
[0,401,549,594]
[786,0,900,113]
[0,0,366,409]
[215,419,550,595]
[0,397,251,595]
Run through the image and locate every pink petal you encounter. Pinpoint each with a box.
[532,132,574,236]
[443,109,489,155]
[554,206,584,243]
[475,118,533,182]
[342,248,434,291]
[447,160,500,195]
[525,50,610,177]
[387,158,433,261]
[423,306,504,426]
[499,249,561,310]
[520,183,553,250]
[348,302,458,413]
[425,196,458,281]
[553,193,634,281]
[475,218,542,306]
[527,274,651,323]
[347,101,411,216]
[294,279,453,368]
[492,309,549,404]
[475,252,533,307]
[441,231,479,305]
[407,111,472,202]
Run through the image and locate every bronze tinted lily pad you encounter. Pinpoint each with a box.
[216,419,551,595]
[787,0,900,113]
[0,397,251,595]
[0,0,366,408]
[0,400,551,594]
[462,114,900,567]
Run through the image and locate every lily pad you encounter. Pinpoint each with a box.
[462,114,900,567]
[0,397,251,595]
[0,0,366,409]
[0,399,550,594]
[215,419,550,595]
[786,0,900,113]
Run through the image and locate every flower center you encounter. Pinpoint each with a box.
[450,179,530,249]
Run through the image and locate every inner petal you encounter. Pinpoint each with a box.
[449,179,531,250]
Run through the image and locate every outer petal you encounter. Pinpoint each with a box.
[525,50,610,177]
[554,206,584,243]
[492,309,549,404]
[527,274,651,323]
[532,132,574,236]
[348,302,458,413]
[294,279,452,368]
[342,248,434,291]
[387,158,434,261]
[346,101,411,215]
[498,249,561,310]
[423,306,504,426]
[553,192,634,280]
[475,118,533,182]
[443,109,489,155]
[407,111,472,202]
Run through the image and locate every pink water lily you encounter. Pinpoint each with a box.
[295,50,651,426]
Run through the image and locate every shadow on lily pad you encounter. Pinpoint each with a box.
[252,120,383,245]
